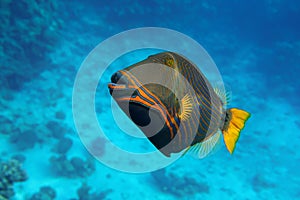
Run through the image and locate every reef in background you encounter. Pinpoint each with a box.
[0,159,27,199]
[30,186,56,200]
[151,168,209,198]
[50,155,95,178]
[76,182,113,200]
[0,0,63,91]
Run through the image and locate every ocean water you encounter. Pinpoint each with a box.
[1,1,300,199]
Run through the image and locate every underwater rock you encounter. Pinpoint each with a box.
[251,173,276,193]
[55,111,66,120]
[151,168,209,197]
[0,159,27,199]
[70,157,85,171]
[151,168,173,189]
[70,157,95,177]
[10,130,38,150]
[11,154,26,163]
[88,137,106,157]
[5,73,26,91]
[46,121,65,139]
[52,137,73,154]
[0,115,13,135]
[49,155,74,177]
[30,186,56,200]
[77,182,112,200]
[50,155,95,178]
[106,174,111,179]
[77,183,91,200]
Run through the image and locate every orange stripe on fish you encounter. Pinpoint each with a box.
[120,70,179,139]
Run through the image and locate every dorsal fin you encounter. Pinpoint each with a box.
[179,94,193,121]
[213,86,231,106]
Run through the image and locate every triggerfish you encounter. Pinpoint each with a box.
[108,52,250,158]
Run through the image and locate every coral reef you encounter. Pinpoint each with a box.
[151,168,209,197]
[0,159,27,199]
[1,0,63,90]
[77,183,112,200]
[49,155,95,178]
[30,186,56,200]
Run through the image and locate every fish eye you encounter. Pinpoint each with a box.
[165,58,174,67]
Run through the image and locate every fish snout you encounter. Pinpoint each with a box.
[111,71,130,85]
[108,71,133,96]
[111,71,123,84]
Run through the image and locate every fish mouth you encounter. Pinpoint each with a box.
[108,71,136,98]
[108,71,128,91]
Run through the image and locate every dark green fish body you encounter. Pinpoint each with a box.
[108,52,250,158]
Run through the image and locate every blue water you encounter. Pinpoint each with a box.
[1,1,300,199]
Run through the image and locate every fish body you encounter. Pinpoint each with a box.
[108,52,250,158]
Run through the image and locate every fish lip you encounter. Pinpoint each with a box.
[108,83,128,97]
[108,82,127,89]
[108,83,136,100]
[108,71,129,92]
[108,71,136,97]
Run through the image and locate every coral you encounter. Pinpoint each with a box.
[52,137,73,154]
[11,154,26,163]
[251,173,276,193]
[151,168,209,197]
[49,155,95,178]
[0,159,27,199]
[30,186,56,200]
[55,111,66,120]
[0,115,13,135]
[46,121,65,139]
[70,157,86,172]
[9,129,38,150]
[4,73,27,91]
[77,182,112,200]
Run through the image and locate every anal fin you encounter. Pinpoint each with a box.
[183,131,222,159]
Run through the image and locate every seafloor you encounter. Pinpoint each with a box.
[1,1,299,200]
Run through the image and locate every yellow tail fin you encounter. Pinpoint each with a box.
[222,108,250,154]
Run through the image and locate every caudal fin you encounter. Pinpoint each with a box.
[222,108,250,154]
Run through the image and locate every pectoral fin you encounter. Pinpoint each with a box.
[178,94,193,121]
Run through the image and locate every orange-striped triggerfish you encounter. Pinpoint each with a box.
[108,52,250,158]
